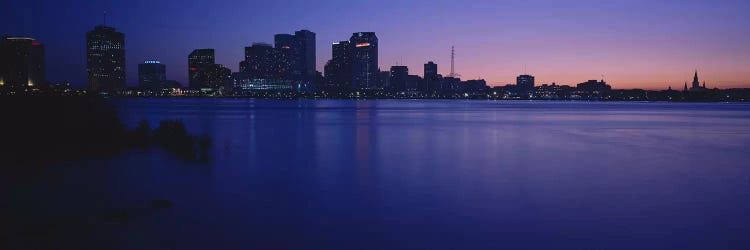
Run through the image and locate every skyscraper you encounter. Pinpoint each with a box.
[274,34,296,80]
[390,66,409,91]
[244,43,277,80]
[138,60,166,89]
[273,30,316,82]
[324,41,352,90]
[87,26,125,92]
[516,74,535,96]
[424,61,438,92]
[294,30,316,80]
[0,36,45,88]
[188,49,215,89]
[350,32,378,90]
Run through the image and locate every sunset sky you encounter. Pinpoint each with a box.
[3,0,749,89]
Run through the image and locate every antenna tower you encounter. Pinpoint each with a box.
[449,46,460,78]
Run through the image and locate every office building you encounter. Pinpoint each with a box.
[324,41,352,90]
[244,43,278,80]
[390,66,408,91]
[424,61,438,92]
[0,36,45,88]
[350,32,378,89]
[272,30,316,82]
[516,74,535,96]
[87,26,125,92]
[188,49,215,89]
[138,60,166,89]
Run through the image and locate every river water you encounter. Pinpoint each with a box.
[6,99,750,249]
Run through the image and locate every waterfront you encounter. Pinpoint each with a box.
[4,99,750,249]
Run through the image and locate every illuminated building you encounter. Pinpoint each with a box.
[240,43,298,91]
[0,36,45,88]
[273,30,316,82]
[274,34,296,80]
[516,74,535,96]
[138,60,166,89]
[350,32,378,89]
[244,43,277,80]
[188,49,215,89]
[87,26,125,92]
[199,64,231,89]
[324,41,352,91]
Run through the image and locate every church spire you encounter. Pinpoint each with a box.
[692,70,700,89]
[694,70,699,83]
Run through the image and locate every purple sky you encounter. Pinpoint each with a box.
[3,0,749,89]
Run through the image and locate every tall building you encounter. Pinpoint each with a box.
[390,66,408,91]
[87,26,125,92]
[424,61,438,92]
[244,43,278,80]
[516,74,535,96]
[273,30,316,81]
[324,41,352,90]
[274,34,296,80]
[188,49,215,89]
[138,60,166,89]
[0,36,45,88]
[377,70,391,89]
[294,30,316,80]
[350,32,378,90]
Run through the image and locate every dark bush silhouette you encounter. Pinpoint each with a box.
[0,96,209,167]
[153,119,210,161]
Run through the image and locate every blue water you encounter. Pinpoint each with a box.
[7,99,750,249]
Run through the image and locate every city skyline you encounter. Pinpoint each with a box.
[3,0,750,89]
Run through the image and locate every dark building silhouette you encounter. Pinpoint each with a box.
[274,34,296,80]
[390,66,409,91]
[138,60,166,89]
[294,30,316,81]
[273,30,316,82]
[324,41,353,91]
[87,26,125,92]
[244,43,278,80]
[377,70,391,89]
[464,79,488,94]
[424,61,438,92]
[198,64,231,89]
[687,71,708,92]
[0,36,45,88]
[576,80,612,99]
[407,75,423,91]
[350,32,378,90]
[441,77,462,94]
[535,82,574,99]
[188,49,215,89]
[516,74,535,96]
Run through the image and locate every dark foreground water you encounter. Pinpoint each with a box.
[4,99,750,249]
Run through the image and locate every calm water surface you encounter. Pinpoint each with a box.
[6,99,750,249]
